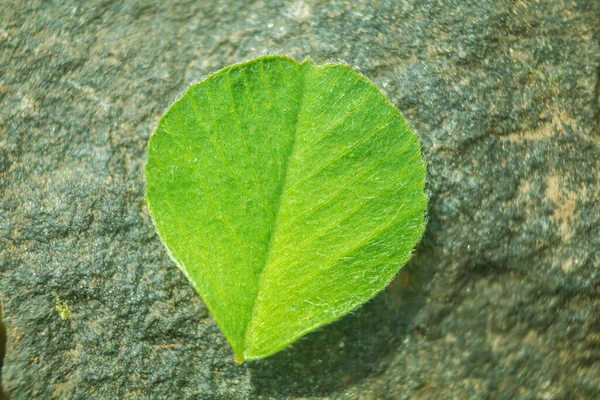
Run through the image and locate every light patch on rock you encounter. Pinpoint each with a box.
[287,0,311,22]
[545,175,587,242]
[499,109,576,142]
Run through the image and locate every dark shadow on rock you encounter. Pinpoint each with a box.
[248,240,435,397]
[0,302,7,400]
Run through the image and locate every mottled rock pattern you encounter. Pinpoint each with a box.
[1,0,599,398]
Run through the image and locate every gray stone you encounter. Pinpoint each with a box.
[1,0,599,398]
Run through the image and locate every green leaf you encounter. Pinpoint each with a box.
[145,55,427,363]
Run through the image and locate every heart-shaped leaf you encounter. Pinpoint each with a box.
[145,56,427,362]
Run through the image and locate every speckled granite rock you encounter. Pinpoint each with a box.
[1,0,599,398]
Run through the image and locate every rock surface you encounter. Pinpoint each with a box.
[1,0,599,398]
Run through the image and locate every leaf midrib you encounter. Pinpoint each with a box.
[239,59,311,358]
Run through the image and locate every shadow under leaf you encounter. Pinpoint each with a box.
[248,245,434,397]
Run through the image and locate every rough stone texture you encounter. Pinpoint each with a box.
[1,0,599,398]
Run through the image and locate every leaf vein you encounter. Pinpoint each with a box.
[285,111,397,195]
[243,60,309,353]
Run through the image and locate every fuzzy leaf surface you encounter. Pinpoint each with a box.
[145,56,427,362]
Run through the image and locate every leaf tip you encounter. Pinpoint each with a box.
[234,352,245,365]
